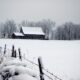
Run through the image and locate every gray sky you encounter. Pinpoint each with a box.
[0,0,80,25]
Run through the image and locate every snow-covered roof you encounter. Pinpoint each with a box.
[13,32,24,36]
[21,27,45,35]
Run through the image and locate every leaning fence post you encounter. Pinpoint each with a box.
[11,45,15,57]
[18,48,22,60]
[38,57,44,80]
[4,44,6,54]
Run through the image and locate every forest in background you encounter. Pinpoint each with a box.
[0,19,80,40]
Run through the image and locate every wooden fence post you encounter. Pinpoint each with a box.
[38,57,44,80]
[11,45,15,57]
[18,48,22,60]
[4,44,6,54]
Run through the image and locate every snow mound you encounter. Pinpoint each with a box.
[9,74,38,80]
[0,57,39,80]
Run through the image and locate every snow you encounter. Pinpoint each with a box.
[0,57,39,80]
[0,39,80,80]
[0,75,2,80]
[22,27,45,35]
[9,74,38,80]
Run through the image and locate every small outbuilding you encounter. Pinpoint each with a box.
[12,32,24,39]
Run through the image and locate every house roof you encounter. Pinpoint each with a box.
[21,27,45,35]
[13,32,24,36]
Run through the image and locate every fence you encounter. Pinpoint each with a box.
[0,44,62,80]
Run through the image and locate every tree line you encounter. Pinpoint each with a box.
[53,22,80,40]
[0,19,80,40]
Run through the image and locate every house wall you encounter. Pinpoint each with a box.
[24,34,45,40]
[12,33,45,40]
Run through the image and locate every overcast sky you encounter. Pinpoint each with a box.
[0,0,80,25]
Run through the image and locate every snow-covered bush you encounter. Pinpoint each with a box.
[0,57,39,80]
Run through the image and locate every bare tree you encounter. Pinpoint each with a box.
[0,23,4,38]
[2,20,17,38]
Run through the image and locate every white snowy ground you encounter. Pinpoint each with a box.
[0,39,80,80]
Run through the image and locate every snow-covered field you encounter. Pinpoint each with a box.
[0,39,80,80]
